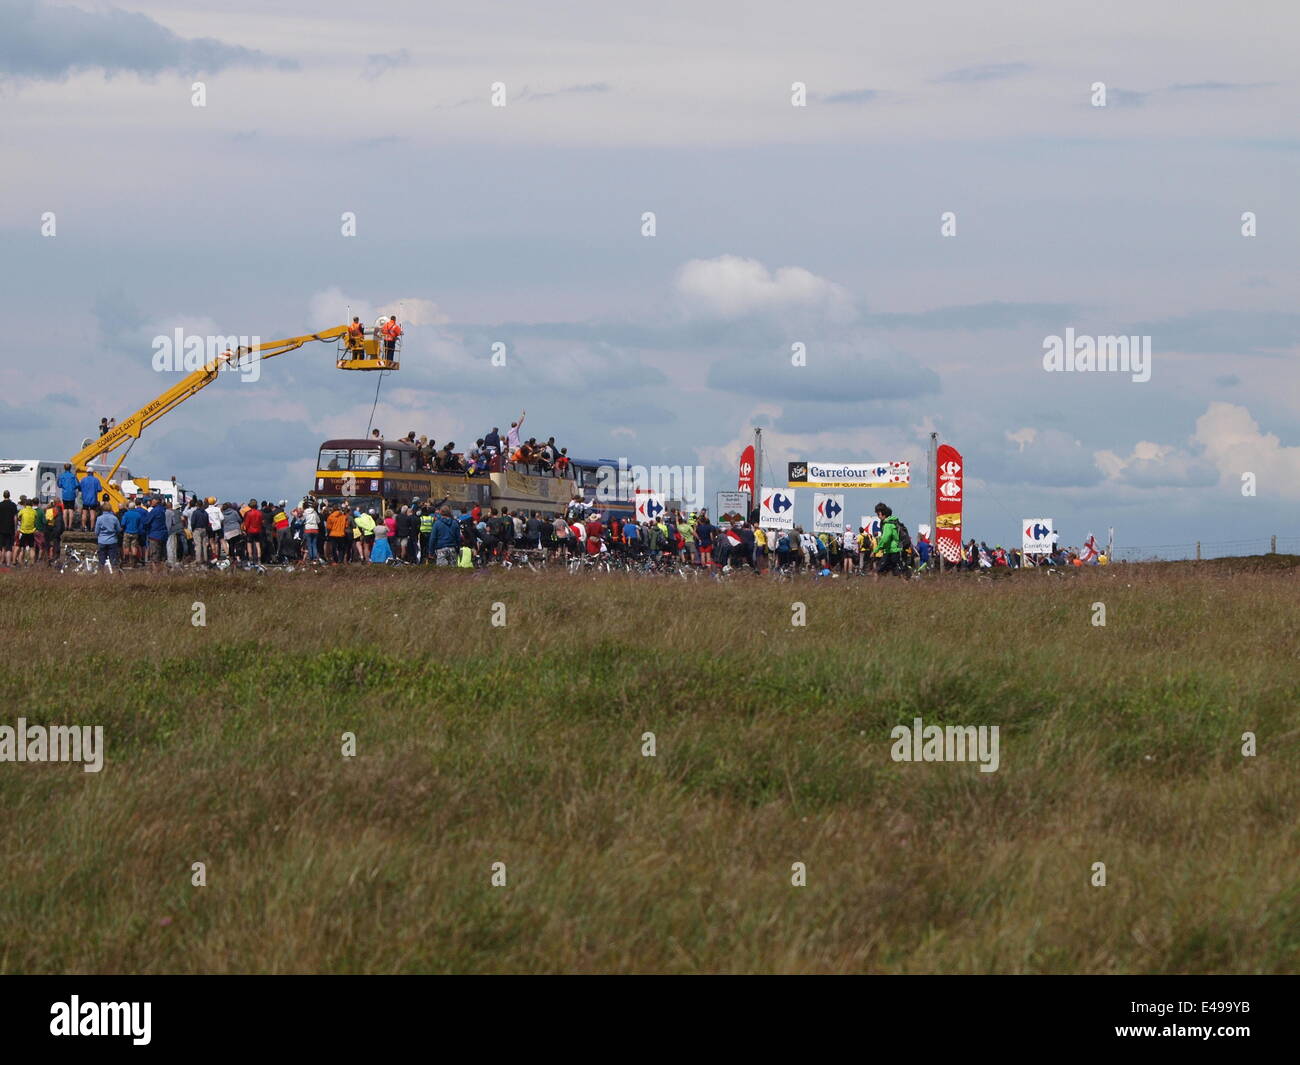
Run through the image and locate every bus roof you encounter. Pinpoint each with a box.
[320,438,416,450]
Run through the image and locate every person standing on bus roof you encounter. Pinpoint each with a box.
[506,411,526,455]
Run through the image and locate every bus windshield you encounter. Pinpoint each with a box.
[318,447,384,471]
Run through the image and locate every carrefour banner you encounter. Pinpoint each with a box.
[788,460,910,488]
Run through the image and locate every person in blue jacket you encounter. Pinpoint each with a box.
[57,464,79,521]
[78,471,102,530]
[146,498,168,567]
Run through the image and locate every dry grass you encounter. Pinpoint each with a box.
[0,560,1297,973]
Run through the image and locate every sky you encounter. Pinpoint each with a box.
[1,0,1297,557]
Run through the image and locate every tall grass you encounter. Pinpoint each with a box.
[0,560,1296,972]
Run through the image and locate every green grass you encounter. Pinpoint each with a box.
[0,560,1297,972]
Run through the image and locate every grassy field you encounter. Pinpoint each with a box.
[1,558,1297,973]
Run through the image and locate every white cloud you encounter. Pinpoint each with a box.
[1006,427,1037,451]
[1193,402,1300,500]
[1094,402,1300,497]
[674,255,854,321]
[309,289,448,329]
[379,298,449,326]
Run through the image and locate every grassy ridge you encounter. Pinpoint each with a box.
[0,562,1297,972]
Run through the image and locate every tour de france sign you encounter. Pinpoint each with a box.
[787,461,911,489]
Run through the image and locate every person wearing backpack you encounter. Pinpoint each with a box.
[894,517,914,572]
[872,502,906,578]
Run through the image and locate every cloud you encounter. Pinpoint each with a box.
[820,89,881,104]
[772,399,912,434]
[308,288,448,329]
[1006,427,1036,452]
[970,427,1104,489]
[705,347,939,405]
[674,255,854,321]
[381,298,448,327]
[0,0,296,81]
[1193,402,1300,501]
[1093,403,1300,499]
[867,301,1082,331]
[933,62,1030,84]
[1168,81,1274,92]
[1124,310,1299,356]
[518,82,611,101]
[1107,88,1152,108]
[362,49,410,81]
[1094,439,1217,489]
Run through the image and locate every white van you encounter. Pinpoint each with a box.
[121,477,188,506]
[0,459,132,504]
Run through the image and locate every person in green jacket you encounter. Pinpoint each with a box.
[873,502,904,578]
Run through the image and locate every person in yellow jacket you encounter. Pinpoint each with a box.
[354,508,376,562]
[16,498,39,565]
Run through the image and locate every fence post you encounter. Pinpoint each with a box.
[1195,541,1201,561]
[1271,534,1277,554]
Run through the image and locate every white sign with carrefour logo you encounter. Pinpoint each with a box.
[759,486,796,530]
[788,460,910,488]
[813,493,845,534]
[1022,518,1055,555]
[635,490,666,523]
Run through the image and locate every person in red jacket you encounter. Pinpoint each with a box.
[242,499,264,562]
[584,513,605,555]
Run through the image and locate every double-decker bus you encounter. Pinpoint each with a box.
[310,440,635,520]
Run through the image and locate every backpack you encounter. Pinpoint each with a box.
[457,546,474,568]
[896,519,913,554]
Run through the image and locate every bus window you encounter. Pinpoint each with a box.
[402,450,419,472]
[353,448,382,470]
[580,467,600,489]
[319,448,349,471]
[382,449,403,470]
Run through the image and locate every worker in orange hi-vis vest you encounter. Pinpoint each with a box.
[345,317,365,359]
[381,316,402,359]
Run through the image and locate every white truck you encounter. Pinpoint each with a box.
[0,458,132,504]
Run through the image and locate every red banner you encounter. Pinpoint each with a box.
[935,444,963,563]
[738,445,755,498]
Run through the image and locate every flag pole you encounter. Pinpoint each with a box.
[929,432,940,572]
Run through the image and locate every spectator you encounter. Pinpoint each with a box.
[431,505,460,566]
[94,505,121,568]
[78,470,102,530]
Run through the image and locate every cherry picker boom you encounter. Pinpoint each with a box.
[70,323,401,511]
